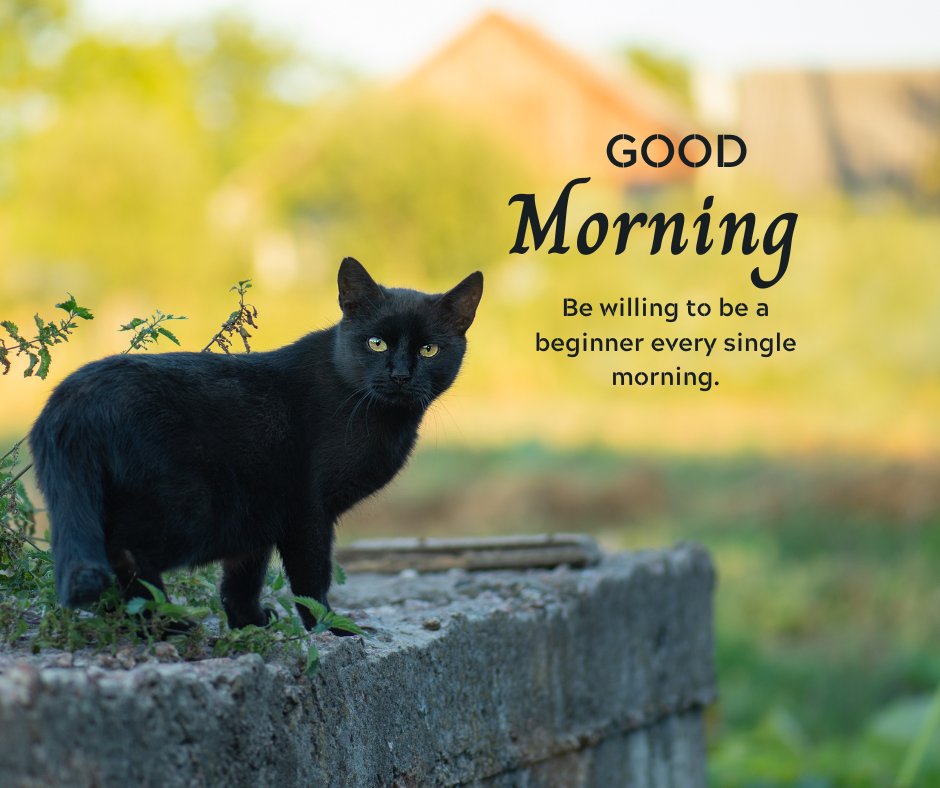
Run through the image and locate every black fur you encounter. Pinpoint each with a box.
[29,258,483,629]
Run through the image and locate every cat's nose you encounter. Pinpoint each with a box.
[390,372,411,386]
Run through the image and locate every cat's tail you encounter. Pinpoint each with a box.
[29,406,112,607]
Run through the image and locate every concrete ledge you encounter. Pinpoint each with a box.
[0,543,715,787]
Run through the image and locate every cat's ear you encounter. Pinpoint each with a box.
[338,257,383,317]
[439,271,483,334]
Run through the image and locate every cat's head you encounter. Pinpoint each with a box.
[333,257,483,409]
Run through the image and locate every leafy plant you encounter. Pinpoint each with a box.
[208,566,361,677]
[202,280,257,353]
[119,310,186,352]
[895,684,940,787]
[0,295,93,379]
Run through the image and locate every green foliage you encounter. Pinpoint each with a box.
[205,567,366,678]
[0,0,71,89]
[270,96,529,282]
[0,440,34,536]
[202,279,257,353]
[895,685,940,787]
[1,1,315,295]
[293,596,365,637]
[124,579,210,624]
[119,310,186,352]
[0,553,361,671]
[622,46,692,107]
[0,295,93,378]
[332,561,347,586]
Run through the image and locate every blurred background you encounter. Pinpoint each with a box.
[2,0,939,783]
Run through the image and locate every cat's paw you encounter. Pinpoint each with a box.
[161,617,196,637]
[225,604,275,629]
[131,612,195,639]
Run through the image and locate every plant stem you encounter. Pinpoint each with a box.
[0,438,25,464]
[0,463,32,499]
[895,682,940,787]
[0,520,47,555]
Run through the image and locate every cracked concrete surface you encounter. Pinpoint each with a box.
[0,543,715,787]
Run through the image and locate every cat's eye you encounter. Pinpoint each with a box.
[419,343,439,358]
[367,337,387,352]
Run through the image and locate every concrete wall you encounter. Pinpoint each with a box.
[0,544,715,787]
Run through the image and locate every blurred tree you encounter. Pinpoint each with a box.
[9,89,213,290]
[0,9,312,300]
[266,96,530,283]
[919,142,940,208]
[0,0,71,89]
[174,15,310,172]
[622,46,692,108]
[0,0,72,193]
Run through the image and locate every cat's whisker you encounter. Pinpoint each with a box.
[432,396,465,442]
[423,395,442,447]
[332,385,370,420]
[363,392,378,437]
[338,390,366,446]
[344,388,372,446]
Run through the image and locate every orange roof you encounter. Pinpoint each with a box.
[399,11,692,185]
[405,11,686,128]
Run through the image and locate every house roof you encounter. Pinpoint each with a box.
[401,11,689,132]
[398,11,693,184]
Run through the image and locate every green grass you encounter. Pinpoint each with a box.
[341,444,940,786]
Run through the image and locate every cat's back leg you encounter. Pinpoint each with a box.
[109,548,193,634]
[108,547,168,602]
[221,546,275,628]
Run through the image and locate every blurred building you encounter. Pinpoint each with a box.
[398,11,693,189]
[731,70,940,203]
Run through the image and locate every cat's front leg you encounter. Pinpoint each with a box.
[277,518,340,631]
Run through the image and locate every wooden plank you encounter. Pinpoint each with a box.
[334,533,601,573]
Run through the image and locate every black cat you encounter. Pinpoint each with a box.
[29,258,483,630]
